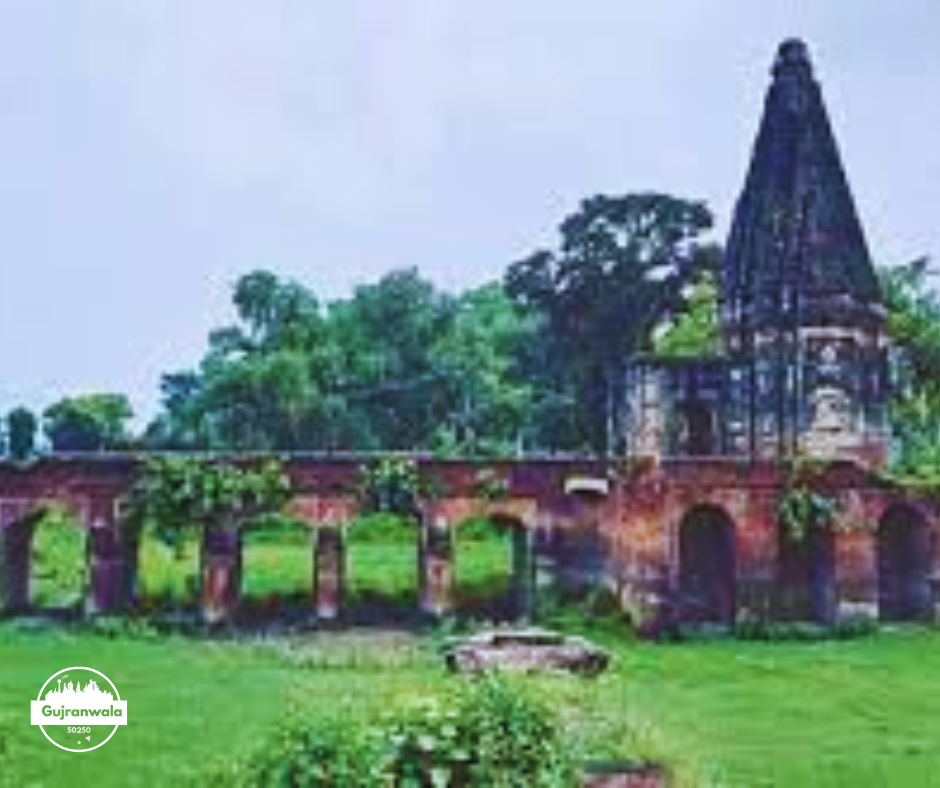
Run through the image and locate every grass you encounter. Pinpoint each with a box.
[17,520,940,785]
[4,624,940,785]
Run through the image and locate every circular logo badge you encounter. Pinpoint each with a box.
[30,666,128,752]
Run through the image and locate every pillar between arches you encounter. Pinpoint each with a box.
[510,527,535,620]
[0,500,32,614]
[201,527,242,625]
[85,496,141,616]
[419,514,453,618]
[733,496,777,624]
[833,528,877,623]
[314,525,346,622]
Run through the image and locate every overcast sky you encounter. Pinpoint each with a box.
[0,1,937,426]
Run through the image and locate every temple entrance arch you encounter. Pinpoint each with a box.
[777,525,835,623]
[877,504,932,621]
[677,504,736,624]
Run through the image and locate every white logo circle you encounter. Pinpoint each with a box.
[32,666,127,753]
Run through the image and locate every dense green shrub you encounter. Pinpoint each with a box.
[225,676,577,787]
[213,716,379,787]
[382,676,577,787]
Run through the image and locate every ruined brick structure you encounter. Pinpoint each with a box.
[0,40,935,630]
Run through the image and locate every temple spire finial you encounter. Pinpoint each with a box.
[773,38,813,78]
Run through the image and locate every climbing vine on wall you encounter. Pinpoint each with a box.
[356,457,433,517]
[777,457,841,542]
[473,467,510,502]
[124,456,293,550]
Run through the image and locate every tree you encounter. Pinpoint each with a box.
[333,268,457,450]
[428,282,537,455]
[6,407,38,461]
[506,193,716,453]
[879,258,940,472]
[43,394,133,452]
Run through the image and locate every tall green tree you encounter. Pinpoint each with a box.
[43,394,133,452]
[879,257,940,472]
[429,282,537,455]
[5,407,38,461]
[333,268,457,450]
[506,193,717,453]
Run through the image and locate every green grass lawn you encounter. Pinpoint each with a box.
[18,521,940,785]
[3,623,940,786]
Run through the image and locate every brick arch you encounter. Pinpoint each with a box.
[877,502,933,621]
[0,495,94,614]
[676,503,737,625]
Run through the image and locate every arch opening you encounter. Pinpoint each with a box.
[678,505,736,624]
[241,515,313,623]
[454,516,530,621]
[347,513,420,625]
[0,504,86,617]
[877,504,932,622]
[777,525,835,623]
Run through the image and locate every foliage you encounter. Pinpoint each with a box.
[382,675,577,787]
[879,258,940,472]
[29,508,86,609]
[356,456,429,517]
[43,393,133,452]
[147,270,537,455]
[4,407,37,461]
[228,675,577,787]
[124,456,293,549]
[220,716,380,787]
[145,195,717,456]
[473,468,510,502]
[654,270,721,358]
[506,193,717,453]
[777,459,840,542]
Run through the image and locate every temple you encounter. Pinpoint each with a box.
[624,39,890,468]
[0,40,936,632]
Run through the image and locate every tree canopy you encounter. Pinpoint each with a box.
[505,193,718,453]
[10,190,937,471]
[43,394,133,452]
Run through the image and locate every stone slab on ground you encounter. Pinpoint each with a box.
[444,628,610,676]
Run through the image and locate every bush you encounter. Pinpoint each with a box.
[213,717,379,787]
[226,676,577,787]
[382,676,577,787]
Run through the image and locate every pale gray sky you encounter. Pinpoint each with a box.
[0,1,937,425]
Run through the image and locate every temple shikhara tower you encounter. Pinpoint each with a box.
[626,39,890,468]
